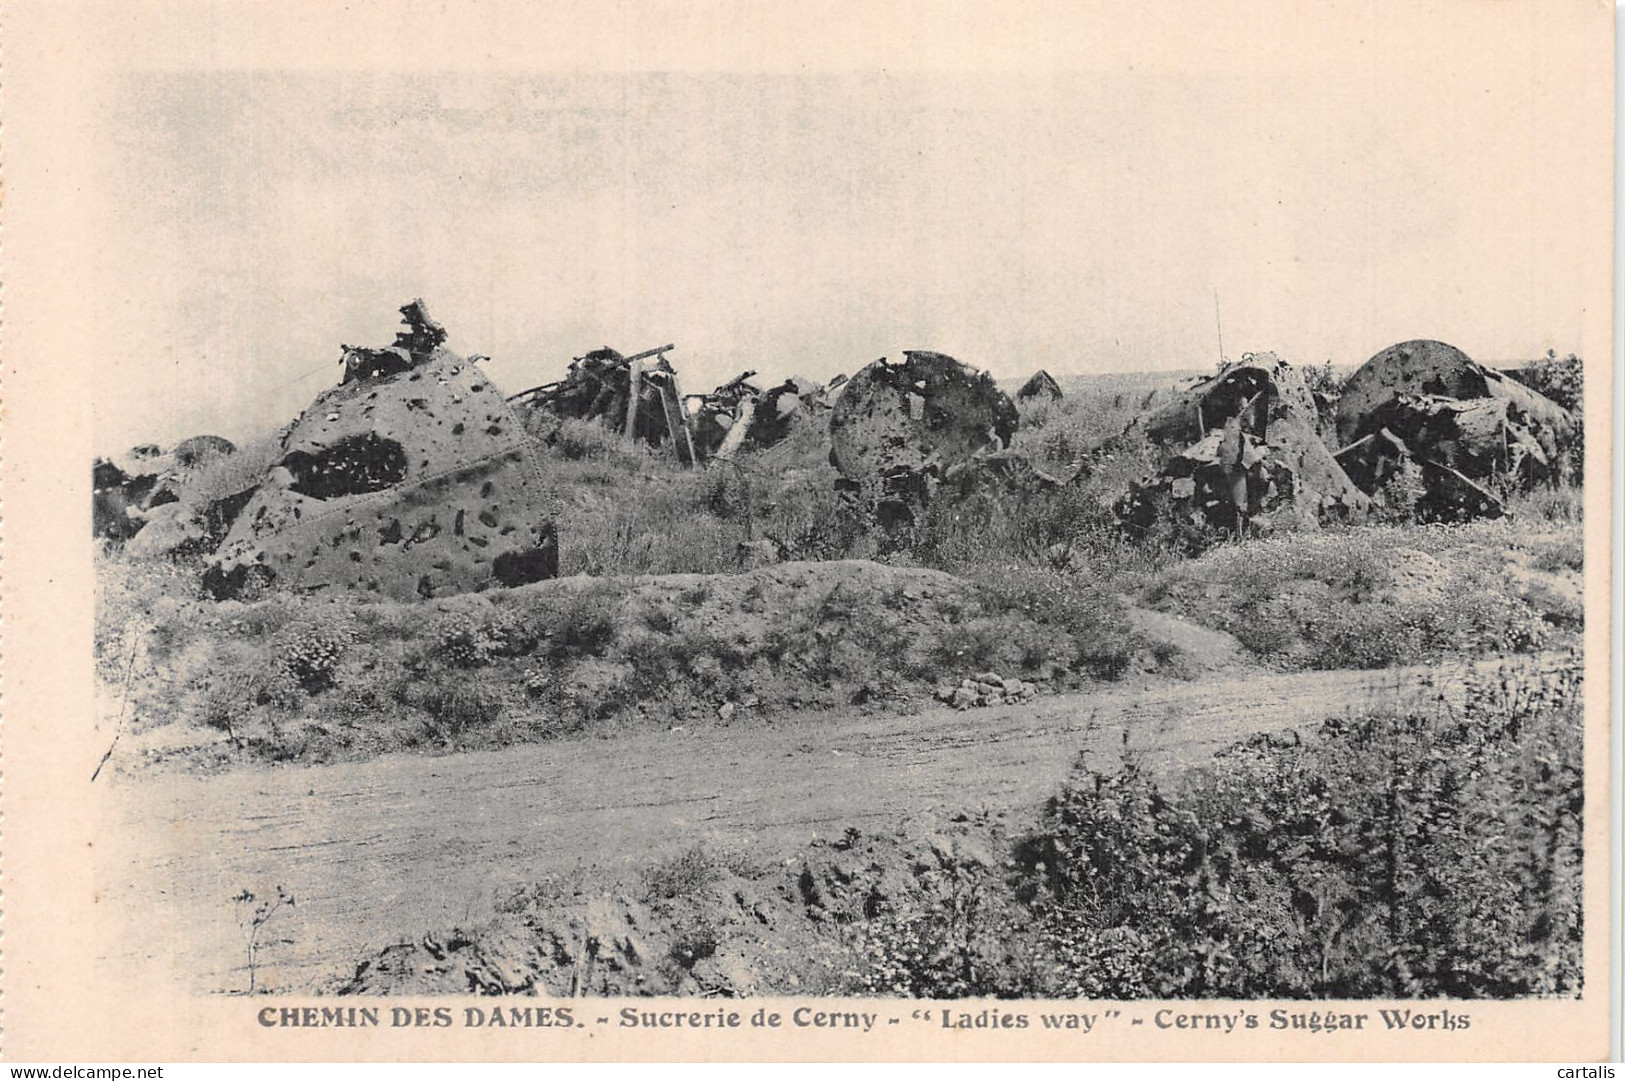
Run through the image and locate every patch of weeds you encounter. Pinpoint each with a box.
[233,885,296,994]
[643,844,731,902]
[408,673,508,739]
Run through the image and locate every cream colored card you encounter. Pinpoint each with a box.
[1,0,1614,1063]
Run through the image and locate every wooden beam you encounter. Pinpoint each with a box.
[714,395,757,462]
[624,357,643,441]
[656,373,698,465]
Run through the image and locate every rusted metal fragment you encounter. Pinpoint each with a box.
[1335,339,1576,454]
[342,345,414,384]
[745,375,827,449]
[712,395,758,462]
[1119,410,1369,537]
[509,343,694,460]
[1139,352,1319,451]
[687,371,762,459]
[1016,369,1063,401]
[394,298,448,357]
[1334,424,1507,523]
[204,306,558,601]
[688,372,834,460]
[828,352,1018,525]
[1361,394,1554,485]
[339,299,448,385]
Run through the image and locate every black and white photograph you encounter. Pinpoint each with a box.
[1,0,1615,1064]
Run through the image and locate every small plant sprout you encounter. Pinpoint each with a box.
[234,885,296,993]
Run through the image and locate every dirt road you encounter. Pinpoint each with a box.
[95,655,1531,994]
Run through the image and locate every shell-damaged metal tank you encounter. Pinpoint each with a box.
[1330,339,1579,520]
[1334,339,1576,453]
[827,351,1019,525]
[204,301,559,601]
[1116,352,1370,537]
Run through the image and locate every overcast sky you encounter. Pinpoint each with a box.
[77,4,1609,448]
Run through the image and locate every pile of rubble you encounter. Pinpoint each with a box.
[510,346,850,465]
[202,300,560,601]
[508,344,699,464]
[1115,340,1578,536]
[1117,351,1370,536]
[1331,340,1577,521]
[934,672,1039,710]
[687,372,844,461]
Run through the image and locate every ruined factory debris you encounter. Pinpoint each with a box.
[1333,339,1575,451]
[688,370,763,459]
[1329,340,1577,520]
[204,301,559,601]
[1117,352,1369,537]
[340,298,449,384]
[93,435,238,542]
[1114,340,1579,537]
[688,372,841,460]
[828,351,1020,526]
[509,343,698,464]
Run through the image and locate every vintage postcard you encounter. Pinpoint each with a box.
[1,0,1615,1064]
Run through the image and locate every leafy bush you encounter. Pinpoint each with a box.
[1018,657,1583,998]
[858,843,1040,998]
[1508,351,1583,413]
[507,582,622,661]
[1300,358,1345,399]
[643,844,731,902]
[407,673,508,737]
[426,606,530,668]
[273,618,354,692]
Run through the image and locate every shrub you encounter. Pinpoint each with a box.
[1145,529,1565,669]
[426,607,530,669]
[1019,657,1584,998]
[408,674,508,737]
[1301,358,1344,399]
[859,855,1030,998]
[968,564,1142,679]
[273,617,354,692]
[1508,351,1583,413]
[505,582,622,661]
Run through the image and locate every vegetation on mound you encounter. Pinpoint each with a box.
[101,558,1148,766]
[1142,522,1580,670]
[328,656,1581,999]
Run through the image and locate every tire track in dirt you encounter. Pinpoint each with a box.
[93,653,1549,995]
